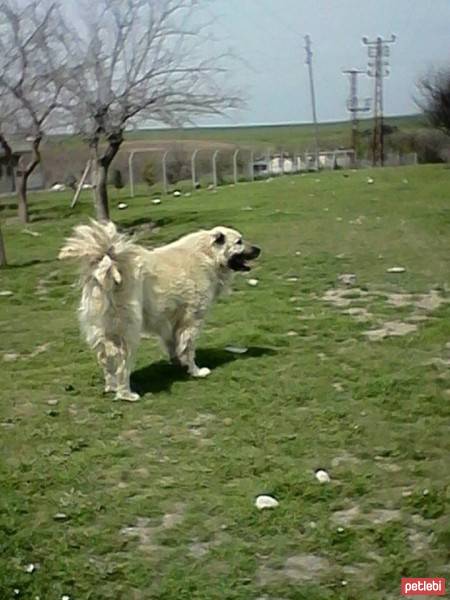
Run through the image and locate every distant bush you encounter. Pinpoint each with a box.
[111,169,124,190]
[388,129,450,163]
[142,162,156,187]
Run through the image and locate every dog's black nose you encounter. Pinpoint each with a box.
[251,245,261,258]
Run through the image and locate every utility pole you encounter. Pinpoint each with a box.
[342,68,370,164]
[304,35,320,169]
[362,34,396,166]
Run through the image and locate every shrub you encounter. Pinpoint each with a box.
[142,162,156,187]
[111,169,124,189]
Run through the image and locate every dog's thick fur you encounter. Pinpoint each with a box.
[59,220,260,401]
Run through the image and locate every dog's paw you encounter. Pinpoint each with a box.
[191,366,211,378]
[104,384,117,394]
[114,390,140,402]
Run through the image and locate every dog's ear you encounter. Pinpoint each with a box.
[212,231,226,245]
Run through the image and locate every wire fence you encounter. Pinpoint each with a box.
[126,146,418,196]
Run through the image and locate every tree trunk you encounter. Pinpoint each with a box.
[94,131,123,222]
[16,134,42,224]
[0,224,7,267]
[17,168,30,224]
[96,162,110,221]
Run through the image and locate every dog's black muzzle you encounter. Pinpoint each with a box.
[228,245,261,271]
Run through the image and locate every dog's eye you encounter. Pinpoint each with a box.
[237,239,243,245]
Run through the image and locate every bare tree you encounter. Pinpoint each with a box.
[417,66,450,136]
[67,0,241,221]
[0,0,72,222]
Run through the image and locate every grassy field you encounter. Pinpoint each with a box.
[1,164,449,600]
[124,115,423,148]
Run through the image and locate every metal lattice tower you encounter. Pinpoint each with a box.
[362,35,396,166]
[342,68,370,163]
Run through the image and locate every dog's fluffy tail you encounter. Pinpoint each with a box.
[59,219,138,288]
[59,219,142,352]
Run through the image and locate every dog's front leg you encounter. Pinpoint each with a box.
[176,325,210,378]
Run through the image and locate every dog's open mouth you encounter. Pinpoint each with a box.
[228,245,261,271]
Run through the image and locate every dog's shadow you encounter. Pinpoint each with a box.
[131,346,276,396]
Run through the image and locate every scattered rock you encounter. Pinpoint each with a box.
[255,495,279,510]
[173,190,181,197]
[286,330,298,337]
[387,266,405,273]
[363,321,417,341]
[152,199,161,205]
[338,273,356,286]
[322,287,369,308]
[287,276,299,282]
[24,564,36,573]
[332,382,344,392]
[315,469,331,483]
[21,228,41,237]
[284,554,331,582]
[367,177,374,184]
[241,206,253,211]
[0,290,13,297]
[3,353,19,362]
[247,278,259,287]
[342,307,372,322]
[47,399,59,406]
[53,512,69,521]
[332,505,360,526]
[369,509,401,524]
[117,202,128,209]
[161,503,185,529]
[224,346,248,354]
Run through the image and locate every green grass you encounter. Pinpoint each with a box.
[125,115,423,147]
[1,164,449,600]
[49,114,423,151]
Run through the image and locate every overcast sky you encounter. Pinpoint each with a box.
[199,0,450,126]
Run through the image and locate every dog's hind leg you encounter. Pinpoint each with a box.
[175,323,210,378]
[96,339,140,402]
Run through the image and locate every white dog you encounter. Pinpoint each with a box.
[59,220,260,401]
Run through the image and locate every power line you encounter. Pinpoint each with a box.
[304,35,320,169]
[362,34,396,166]
[342,68,370,164]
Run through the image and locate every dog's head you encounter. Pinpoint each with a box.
[209,226,261,272]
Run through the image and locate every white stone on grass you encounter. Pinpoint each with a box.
[255,495,279,510]
[173,190,181,197]
[224,346,248,354]
[387,266,406,273]
[0,290,13,297]
[247,278,259,286]
[152,198,161,205]
[25,564,35,573]
[315,469,331,483]
[117,202,128,210]
[367,177,374,184]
